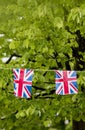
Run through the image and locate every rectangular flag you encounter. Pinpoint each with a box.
[13,69,34,98]
[55,70,78,95]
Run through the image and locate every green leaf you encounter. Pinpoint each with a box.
[54,17,63,28]
[43,120,52,127]
[26,106,35,116]
[9,41,15,49]
[23,39,30,48]
[16,110,26,118]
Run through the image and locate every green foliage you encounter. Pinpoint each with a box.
[0,0,85,130]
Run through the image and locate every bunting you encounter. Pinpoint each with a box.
[13,69,34,98]
[55,70,78,95]
[0,67,80,97]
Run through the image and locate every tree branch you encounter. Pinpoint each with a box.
[5,53,22,64]
[32,85,46,91]
[34,89,55,98]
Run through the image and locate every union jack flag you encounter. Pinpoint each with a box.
[13,69,34,98]
[55,70,78,95]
